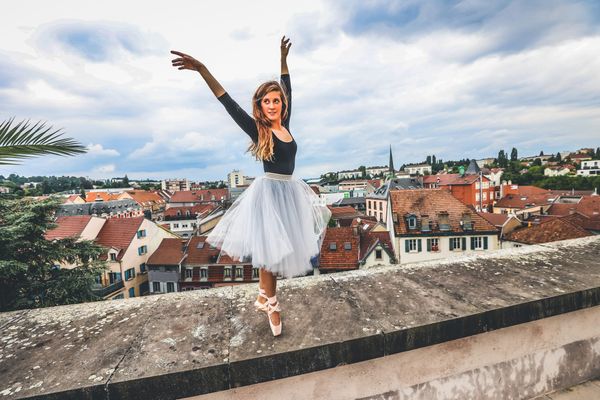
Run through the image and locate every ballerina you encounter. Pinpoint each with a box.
[171,36,331,336]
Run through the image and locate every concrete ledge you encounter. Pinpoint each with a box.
[1,236,600,399]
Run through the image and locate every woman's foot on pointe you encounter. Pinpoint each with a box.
[266,295,282,336]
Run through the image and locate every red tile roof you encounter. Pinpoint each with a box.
[186,236,221,264]
[328,205,361,218]
[547,195,600,218]
[422,173,486,186]
[390,189,497,235]
[169,189,229,203]
[359,230,394,262]
[146,238,185,265]
[505,216,592,244]
[478,212,511,227]
[45,216,93,240]
[85,192,121,202]
[319,227,359,270]
[164,204,215,218]
[494,193,556,209]
[95,216,145,260]
[126,190,166,206]
[501,185,549,196]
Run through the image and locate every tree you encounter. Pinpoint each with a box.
[557,152,562,162]
[539,150,544,156]
[358,165,366,178]
[0,118,86,165]
[0,196,108,311]
[596,147,600,160]
[123,174,130,187]
[497,150,508,168]
[426,155,432,165]
[432,155,437,165]
[510,147,518,161]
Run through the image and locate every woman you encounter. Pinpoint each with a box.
[171,36,331,337]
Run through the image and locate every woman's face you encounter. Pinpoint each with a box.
[261,90,283,123]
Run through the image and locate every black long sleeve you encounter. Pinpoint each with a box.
[217,93,258,142]
[280,73,292,130]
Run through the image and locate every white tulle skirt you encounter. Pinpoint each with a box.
[205,172,332,279]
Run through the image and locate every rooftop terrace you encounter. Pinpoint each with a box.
[1,236,600,399]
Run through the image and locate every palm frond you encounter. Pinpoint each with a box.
[0,118,87,165]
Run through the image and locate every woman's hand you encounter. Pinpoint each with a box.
[171,50,204,72]
[280,36,291,59]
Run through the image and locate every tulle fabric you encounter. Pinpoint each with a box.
[205,173,332,279]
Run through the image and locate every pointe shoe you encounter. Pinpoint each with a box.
[266,295,282,337]
[254,287,268,313]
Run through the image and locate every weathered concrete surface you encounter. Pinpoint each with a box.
[543,379,600,399]
[191,306,600,400]
[1,236,600,399]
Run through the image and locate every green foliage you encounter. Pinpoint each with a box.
[0,196,108,311]
[0,118,86,165]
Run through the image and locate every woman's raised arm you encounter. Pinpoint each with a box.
[280,36,292,129]
[171,50,225,98]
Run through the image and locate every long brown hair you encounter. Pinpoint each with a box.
[246,80,289,162]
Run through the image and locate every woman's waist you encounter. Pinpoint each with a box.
[264,172,293,180]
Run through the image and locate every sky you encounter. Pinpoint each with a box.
[1,0,599,181]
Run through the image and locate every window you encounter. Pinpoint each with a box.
[137,229,146,238]
[475,192,480,201]
[137,245,147,255]
[368,200,371,208]
[139,263,146,273]
[200,268,208,279]
[235,267,243,279]
[483,192,487,200]
[427,238,440,252]
[471,236,488,250]
[173,223,179,228]
[125,268,136,280]
[405,239,421,253]
[450,237,465,251]
[344,242,352,250]
[490,192,494,200]
[224,267,232,278]
[438,213,450,231]
[167,282,175,292]
[252,268,259,279]
[185,269,193,279]
[110,253,117,261]
[375,249,382,260]
[329,242,337,250]
[407,215,417,230]
[379,202,382,211]
[129,287,135,298]
[152,282,161,292]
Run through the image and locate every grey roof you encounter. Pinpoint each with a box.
[370,177,423,199]
[56,199,141,217]
[466,159,481,174]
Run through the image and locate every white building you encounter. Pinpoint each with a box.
[577,160,600,176]
[545,167,572,176]
[403,164,432,175]
[338,169,363,179]
[227,170,245,188]
[161,178,190,192]
[387,189,500,265]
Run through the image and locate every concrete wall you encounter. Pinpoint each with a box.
[190,305,600,400]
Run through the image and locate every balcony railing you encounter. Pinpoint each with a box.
[92,279,124,298]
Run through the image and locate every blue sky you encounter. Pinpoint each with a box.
[1,0,599,181]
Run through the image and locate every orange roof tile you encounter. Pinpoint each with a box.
[85,192,121,202]
[169,189,229,203]
[505,216,591,244]
[147,238,185,265]
[95,216,145,259]
[45,216,93,240]
[319,227,359,270]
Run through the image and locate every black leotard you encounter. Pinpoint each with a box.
[217,74,297,175]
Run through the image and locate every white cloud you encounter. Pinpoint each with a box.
[86,143,120,156]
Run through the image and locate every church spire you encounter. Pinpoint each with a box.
[388,145,395,177]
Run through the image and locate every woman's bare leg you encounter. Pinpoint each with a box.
[258,267,280,325]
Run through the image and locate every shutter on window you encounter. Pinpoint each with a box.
[484,236,488,249]
[471,237,475,250]
[462,237,467,250]
[418,239,422,252]
[449,238,454,250]
[405,240,409,253]
[427,239,431,252]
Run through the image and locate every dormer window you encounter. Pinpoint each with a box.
[329,242,337,251]
[438,212,451,231]
[406,214,417,230]
[344,242,352,250]
[461,213,473,230]
[421,215,431,232]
